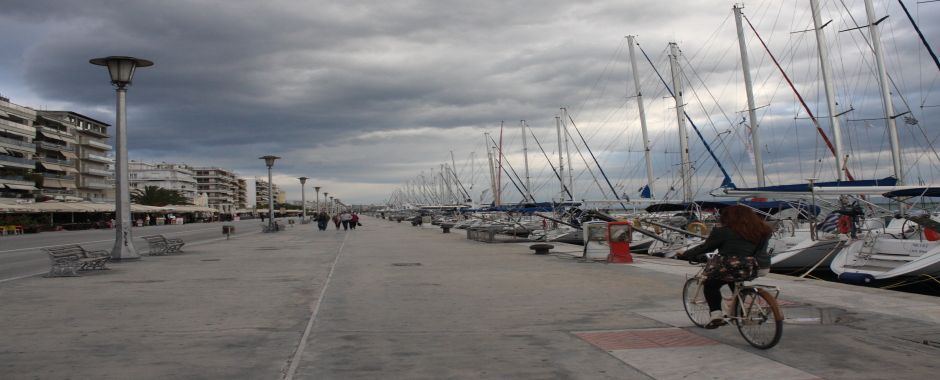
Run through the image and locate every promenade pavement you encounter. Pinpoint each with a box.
[2,216,939,379]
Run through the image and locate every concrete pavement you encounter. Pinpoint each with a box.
[2,216,939,379]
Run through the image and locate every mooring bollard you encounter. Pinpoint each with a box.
[529,244,554,255]
[442,226,451,233]
[223,225,235,240]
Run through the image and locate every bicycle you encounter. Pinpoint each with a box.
[681,255,784,349]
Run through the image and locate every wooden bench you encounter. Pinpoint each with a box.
[42,245,112,277]
[140,235,185,255]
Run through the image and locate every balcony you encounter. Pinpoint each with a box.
[80,139,113,150]
[36,141,75,152]
[0,135,36,150]
[0,155,36,169]
[39,126,74,137]
[82,168,113,177]
[43,173,75,181]
[39,157,73,166]
[83,153,114,164]
[82,181,112,189]
[0,118,35,137]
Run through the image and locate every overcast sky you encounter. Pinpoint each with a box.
[2,0,938,205]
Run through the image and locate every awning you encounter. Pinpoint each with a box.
[4,184,38,190]
[0,147,8,154]
[39,162,65,171]
[43,179,62,188]
[60,181,76,189]
[59,135,77,144]
[61,151,78,159]
[38,131,67,142]
[0,109,9,118]
[62,166,78,173]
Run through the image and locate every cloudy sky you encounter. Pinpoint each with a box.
[2,0,938,205]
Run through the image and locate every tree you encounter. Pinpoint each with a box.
[131,186,192,206]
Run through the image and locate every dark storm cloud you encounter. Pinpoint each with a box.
[2,0,938,203]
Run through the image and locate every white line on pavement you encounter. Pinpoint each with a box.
[284,230,349,380]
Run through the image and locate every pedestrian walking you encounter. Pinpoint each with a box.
[316,211,330,231]
[333,213,341,230]
[339,211,352,230]
[349,212,360,229]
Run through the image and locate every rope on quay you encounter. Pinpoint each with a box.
[879,273,940,290]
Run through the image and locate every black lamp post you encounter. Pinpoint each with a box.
[90,56,153,261]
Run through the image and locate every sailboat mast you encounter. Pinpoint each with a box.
[669,42,693,202]
[451,151,461,203]
[556,115,566,200]
[521,120,532,202]
[734,5,765,187]
[864,0,903,185]
[486,133,498,206]
[627,35,656,198]
[497,121,504,208]
[811,0,847,181]
[562,108,574,198]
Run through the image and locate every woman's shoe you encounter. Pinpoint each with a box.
[704,310,727,329]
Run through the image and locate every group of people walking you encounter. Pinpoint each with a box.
[314,210,360,231]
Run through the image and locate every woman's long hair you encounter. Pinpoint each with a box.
[718,205,772,244]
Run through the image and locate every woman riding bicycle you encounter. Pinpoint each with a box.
[676,205,772,329]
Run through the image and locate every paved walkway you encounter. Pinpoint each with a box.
[2,216,939,379]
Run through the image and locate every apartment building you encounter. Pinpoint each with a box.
[193,166,238,213]
[38,111,114,201]
[0,96,38,201]
[32,112,80,200]
[235,177,249,210]
[254,177,283,208]
[129,161,198,202]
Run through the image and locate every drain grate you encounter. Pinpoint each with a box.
[390,263,422,266]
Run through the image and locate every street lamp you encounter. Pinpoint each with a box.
[90,56,153,261]
[261,156,280,231]
[314,186,321,214]
[298,177,308,222]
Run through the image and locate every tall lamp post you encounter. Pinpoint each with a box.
[314,187,322,213]
[298,177,308,222]
[90,56,153,261]
[323,192,329,213]
[329,196,334,214]
[261,156,280,231]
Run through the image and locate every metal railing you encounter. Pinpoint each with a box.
[80,139,112,150]
[37,141,75,152]
[83,153,114,163]
[0,155,36,165]
[0,135,36,149]
[84,168,113,176]
[42,173,75,181]
[0,118,35,134]
[39,126,74,137]
[39,157,73,166]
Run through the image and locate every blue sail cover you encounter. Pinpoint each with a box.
[645,200,819,216]
[883,187,940,198]
[733,177,897,192]
[640,185,652,199]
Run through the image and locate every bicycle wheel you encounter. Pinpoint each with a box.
[734,288,783,349]
[682,277,710,327]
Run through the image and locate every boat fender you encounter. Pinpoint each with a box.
[838,272,875,286]
[687,222,708,235]
[925,228,939,242]
[838,216,851,234]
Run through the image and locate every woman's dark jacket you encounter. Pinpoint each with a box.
[682,226,771,269]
